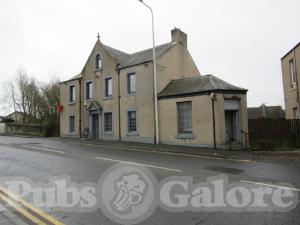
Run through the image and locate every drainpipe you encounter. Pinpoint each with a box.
[116,64,122,141]
[79,78,82,138]
[293,49,300,117]
[211,93,217,149]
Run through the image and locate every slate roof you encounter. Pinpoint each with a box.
[104,42,176,67]
[61,73,82,83]
[248,105,285,120]
[158,75,247,98]
[62,42,176,83]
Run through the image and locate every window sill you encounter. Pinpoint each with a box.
[290,86,297,92]
[176,133,195,139]
[103,96,114,100]
[126,93,137,97]
[68,102,76,105]
[94,68,102,72]
[103,132,114,136]
[127,132,139,136]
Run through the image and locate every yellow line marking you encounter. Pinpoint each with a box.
[0,192,47,225]
[0,186,65,225]
[22,146,65,154]
[240,180,300,192]
[68,141,251,163]
[95,156,182,172]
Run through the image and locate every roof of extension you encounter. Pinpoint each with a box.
[104,42,176,67]
[158,75,247,98]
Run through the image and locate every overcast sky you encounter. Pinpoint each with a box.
[1,0,300,113]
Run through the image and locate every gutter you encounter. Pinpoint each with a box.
[158,89,248,100]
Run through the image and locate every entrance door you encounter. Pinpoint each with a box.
[225,110,238,142]
[91,114,99,139]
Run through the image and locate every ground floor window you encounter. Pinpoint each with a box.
[128,110,137,133]
[177,101,192,134]
[69,115,75,133]
[104,112,113,132]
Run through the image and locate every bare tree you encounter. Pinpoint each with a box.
[3,69,60,135]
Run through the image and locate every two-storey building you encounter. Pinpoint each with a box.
[60,28,248,148]
[281,42,300,119]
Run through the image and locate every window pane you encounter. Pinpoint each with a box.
[69,116,75,133]
[177,102,192,134]
[72,86,75,101]
[104,112,113,132]
[105,78,113,97]
[70,86,75,102]
[96,54,101,69]
[128,73,136,94]
[128,111,137,132]
[86,82,92,99]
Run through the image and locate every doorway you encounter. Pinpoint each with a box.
[225,110,240,143]
[90,112,100,139]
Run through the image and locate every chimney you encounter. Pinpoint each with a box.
[171,28,187,48]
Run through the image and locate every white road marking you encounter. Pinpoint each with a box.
[22,146,65,154]
[240,180,300,192]
[95,156,182,172]
[66,141,251,163]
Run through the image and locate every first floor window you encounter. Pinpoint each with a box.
[290,59,296,87]
[127,73,136,94]
[69,116,75,133]
[128,111,137,132]
[104,112,113,132]
[69,85,75,102]
[177,101,192,134]
[105,77,113,97]
[86,81,93,100]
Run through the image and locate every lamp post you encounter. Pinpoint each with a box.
[138,0,159,144]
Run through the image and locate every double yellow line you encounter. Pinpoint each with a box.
[0,186,65,225]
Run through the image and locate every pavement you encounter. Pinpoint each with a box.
[0,136,299,225]
[51,137,300,162]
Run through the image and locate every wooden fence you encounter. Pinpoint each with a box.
[248,119,300,150]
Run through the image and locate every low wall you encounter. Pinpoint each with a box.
[5,123,45,137]
[0,123,5,134]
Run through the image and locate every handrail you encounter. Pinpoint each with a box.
[225,130,232,150]
[240,129,249,151]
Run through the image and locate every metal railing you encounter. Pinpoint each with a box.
[240,129,249,151]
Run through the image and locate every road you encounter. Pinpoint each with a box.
[0,136,299,225]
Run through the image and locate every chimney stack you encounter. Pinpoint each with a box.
[171,28,187,48]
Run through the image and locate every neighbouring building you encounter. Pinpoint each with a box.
[248,104,285,120]
[6,111,26,123]
[281,42,300,119]
[60,28,248,148]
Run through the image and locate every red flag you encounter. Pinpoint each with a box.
[56,104,64,112]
